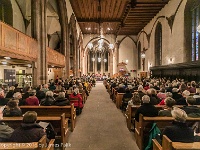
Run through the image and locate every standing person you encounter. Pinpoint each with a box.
[0,106,14,142]
[135,95,158,122]
[10,111,48,143]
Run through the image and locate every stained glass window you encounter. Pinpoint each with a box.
[191,5,200,61]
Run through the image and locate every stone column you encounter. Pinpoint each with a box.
[31,0,47,87]
[57,0,69,79]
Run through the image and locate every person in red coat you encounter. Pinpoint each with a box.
[25,90,39,106]
[69,88,83,115]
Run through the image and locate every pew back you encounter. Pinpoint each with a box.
[2,114,68,150]
[135,114,200,150]
[153,135,200,150]
[19,104,76,132]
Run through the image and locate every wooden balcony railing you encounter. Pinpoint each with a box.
[47,47,65,67]
[0,21,38,61]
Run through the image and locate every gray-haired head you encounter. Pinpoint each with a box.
[142,95,150,103]
[171,107,187,123]
[138,85,143,91]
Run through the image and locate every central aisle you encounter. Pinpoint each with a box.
[68,82,139,150]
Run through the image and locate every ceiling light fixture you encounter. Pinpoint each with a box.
[4,57,11,59]
[1,61,7,65]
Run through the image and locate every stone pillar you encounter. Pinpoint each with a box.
[57,0,69,79]
[31,0,47,87]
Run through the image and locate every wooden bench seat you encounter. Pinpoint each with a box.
[19,104,76,132]
[2,114,68,150]
[135,114,200,150]
[153,135,200,150]
[125,105,164,130]
[0,135,54,150]
[125,105,200,131]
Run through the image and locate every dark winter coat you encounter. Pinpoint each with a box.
[10,123,47,143]
[54,97,70,106]
[3,108,22,117]
[135,103,158,122]
[162,121,194,142]
[40,96,55,106]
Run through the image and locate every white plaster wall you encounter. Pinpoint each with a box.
[11,0,26,33]
[118,37,137,77]
[143,0,187,70]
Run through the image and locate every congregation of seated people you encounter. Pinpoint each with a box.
[0,76,95,145]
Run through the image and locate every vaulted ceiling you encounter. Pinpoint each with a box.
[69,0,170,35]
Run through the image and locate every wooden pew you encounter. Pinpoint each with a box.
[2,114,68,150]
[135,114,200,150]
[125,105,164,131]
[0,135,54,150]
[115,92,125,109]
[19,104,76,132]
[153,135,200,150]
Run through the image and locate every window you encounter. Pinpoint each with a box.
[138,41,141,69]
[191,5,200,61]
[155,22,162,66]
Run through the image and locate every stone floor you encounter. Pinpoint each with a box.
[67,81,139,150]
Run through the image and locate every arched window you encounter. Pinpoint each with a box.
[184,0,200,62]
[155,22,162,66]
[191,5,200,61]
[138,41,141,69]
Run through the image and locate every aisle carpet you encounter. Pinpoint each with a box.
[68,81,139,150]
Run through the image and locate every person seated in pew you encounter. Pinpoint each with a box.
[36,85,46,102]
[158,97,176,117]
[0,89,9,106]
[22,86,31,101]
[176,90,190,105]
[122,87,133,111]
[5,86,15,99]
[137,85,146,100]
[158,92,173,105]
[13,92,25,106]
[10,111,49,143]
[181,96,200,117]
[0,106,14,142]
[54,92,70,106]
[172,88,182,101]
[69,88,84,114]
[147,89,160,105]
[135,95,158,122]
[128,92,141,106]
[117,84,125,93]
[25,90,39,106]
[3,100,22,117]
[161,107,195,142]
[40,91,55,106]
